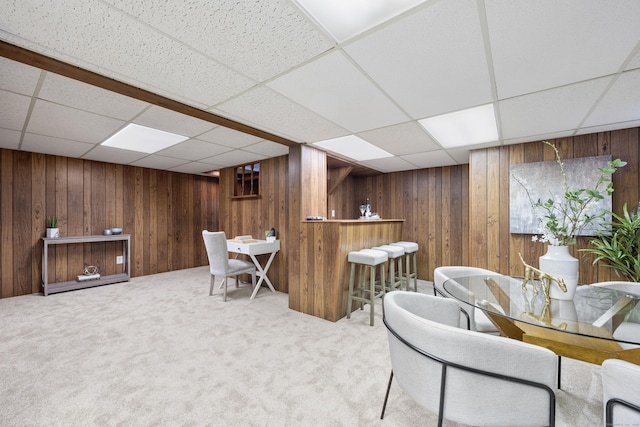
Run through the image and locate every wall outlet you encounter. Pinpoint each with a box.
[116,256,124,264]
[331,209,335,217]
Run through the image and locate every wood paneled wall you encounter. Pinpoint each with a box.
[218,155,289,293]
[469,129,640,283]
[329,166,470,281]
[0,149,219,298]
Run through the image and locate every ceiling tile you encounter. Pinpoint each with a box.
[345,0,493,119]
[575,120,640,136]
[27,100,124,143]
[0,0,255,108]
[583,69,640,127]
[360,156,419,173]
[357,122,440,155]
[198,126,263,148]
[202,150,267,168]
[134,106,217,138]
[169,161,222,175]
[21,133,94,157]
[81,145,147,164]
[0,57,41,95]
[104,0,333,82]
[0,90,30,131]
[401,150,457,168]
[129,155,190,170]
[0,128,21,150]
[244,140,290,157]
[216,86,349,142]
[499,77,612,139]
[486,0,640,99]
[267,51,408,133]
[155,139,231,161]
[502,130,575,146]
[625,50,640,71]
[38,72,149,121]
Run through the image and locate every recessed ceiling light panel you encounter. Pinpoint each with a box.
[294,0,426,42]
[102,123,189,153]
[313,135,392,161]
[419,104,499,148]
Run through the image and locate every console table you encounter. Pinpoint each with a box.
[42,234,131,296]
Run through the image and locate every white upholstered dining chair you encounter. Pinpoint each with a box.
[381,291,557,426]
[433,266,501,332]
[602,358,640,426]
[202,230,256,301]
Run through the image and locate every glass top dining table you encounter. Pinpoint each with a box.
[442,274,640,364]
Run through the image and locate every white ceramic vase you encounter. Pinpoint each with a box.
[46,228,59,238]
[539,245,578,300]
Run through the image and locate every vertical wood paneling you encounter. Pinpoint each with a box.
[0,149,219,298]
[54,157,68,283]
[1,150,13,298]
[31,153,45,293]
[67,159,84,283]
[14,152,31,295]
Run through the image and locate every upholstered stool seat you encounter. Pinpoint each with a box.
[391,241,419,291]
[372,244,405,292]
[347,249,389,326]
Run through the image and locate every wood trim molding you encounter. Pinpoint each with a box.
[0,40,298,148]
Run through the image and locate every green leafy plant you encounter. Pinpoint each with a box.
[515,141,626,246]
[582,203,640,282]
[46,215,58,228]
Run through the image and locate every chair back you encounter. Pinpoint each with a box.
[202,231,230,275]
[591,281,640,295]
[383,291,557,426]
[602,359,640,425]
[433,266,501,332]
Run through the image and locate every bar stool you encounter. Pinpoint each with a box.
[391,241,419,291]
[371,244,405,292]
[347,249,388,326]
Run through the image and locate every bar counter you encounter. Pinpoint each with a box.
[293,219,404,322]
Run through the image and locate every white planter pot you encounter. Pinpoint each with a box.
[46,228,59,238]
[539,245,578,300]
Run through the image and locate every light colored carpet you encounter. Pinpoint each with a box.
[0,267,603,426]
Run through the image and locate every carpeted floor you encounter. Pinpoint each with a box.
[0,267,603,426]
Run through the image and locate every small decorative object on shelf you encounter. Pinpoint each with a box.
[265,228,276,242]
[46,215,59,238]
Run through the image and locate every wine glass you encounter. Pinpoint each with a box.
[359,205,366,218]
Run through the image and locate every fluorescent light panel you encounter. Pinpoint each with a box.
[313,135,393,161]
[102,123,189,153]
[419,104,499,148]
[295,0,426,42]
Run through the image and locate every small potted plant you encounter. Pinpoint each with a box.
[46,215,59,238]
[582,202,640,282]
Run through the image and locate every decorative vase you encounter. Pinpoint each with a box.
[46,228,59,238]
[539,245,578,300]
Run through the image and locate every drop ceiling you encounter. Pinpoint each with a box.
[1,0,639,176]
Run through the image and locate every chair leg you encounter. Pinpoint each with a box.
[380,370,394,419]
[347,263,356,319]
[369,266,376,326]
[557,356,562,389]
[209,275,215,296]
[223,277,228,302]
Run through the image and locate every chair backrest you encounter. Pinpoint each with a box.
[433,266,498,294]
[383,291,557,426]
[433,266,501,331]
[602,359,640,425]
[202,230,230,275]
[591,281,640,295]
